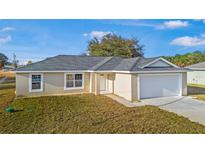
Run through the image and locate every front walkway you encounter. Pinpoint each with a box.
[106,94,138,107]
[106,94,205,125]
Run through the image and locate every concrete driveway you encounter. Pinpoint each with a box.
[140,96,205,125]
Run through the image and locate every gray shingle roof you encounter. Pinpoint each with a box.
[131,57,159,71]
[137,57,159,68]
[16,55,108,71]
[186,62,205,70]
[16,55,186,72]
[114,57,140,71]
[97,57,123,71]
[90,57,113,70]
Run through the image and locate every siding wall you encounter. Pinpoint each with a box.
[131,74,138,101]
[90,72,95,93]
[182,72,187,96]
[187,71,205,85]
[114,73,132,101]
[16,72,90,97]
[16,71,187,100]
[149,60,171,67]
[16,73,29,96]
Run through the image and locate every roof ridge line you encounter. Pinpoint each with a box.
[90,57,113,70]
[129,57,141,71]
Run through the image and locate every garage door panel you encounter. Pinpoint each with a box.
[139,74,181,99]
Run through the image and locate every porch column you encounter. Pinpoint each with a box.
[90,72,93,93]
[94,73,100,95]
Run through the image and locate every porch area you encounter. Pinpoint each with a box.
[90,73,115,95]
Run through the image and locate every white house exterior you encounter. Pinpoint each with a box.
[187,62,205,85]
[15,55,188,101]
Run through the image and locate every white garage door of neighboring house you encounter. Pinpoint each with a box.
[139,74,182,99]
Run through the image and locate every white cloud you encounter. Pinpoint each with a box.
[0,27,15,32]
[194,19,205,23]
[170,36,205,46]
[0,35,11,45]
[157,20,189,29]
[83,33,88,37]
[90,31,111,38]
[201,33,205,37]
[83,31,111,39]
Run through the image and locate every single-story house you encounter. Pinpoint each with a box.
[187,62,205,85]
[15,55,188,101]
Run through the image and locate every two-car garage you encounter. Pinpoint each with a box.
[138,73,182,99]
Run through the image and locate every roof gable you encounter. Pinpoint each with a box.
[145,59,172,67]
[140,57,178,68]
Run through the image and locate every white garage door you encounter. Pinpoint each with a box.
[139,74,182,99]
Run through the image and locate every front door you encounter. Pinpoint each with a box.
[100,75,106,91]
[107,79,113,92]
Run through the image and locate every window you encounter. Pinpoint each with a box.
[66,74,74,88]
[65,73,83,89]
[29,74,43,92]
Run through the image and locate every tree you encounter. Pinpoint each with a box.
[12,53,19,69]
[87,33,144,58]
[0,53,8,69]
[27,60,32,65]
[164,51,205,67]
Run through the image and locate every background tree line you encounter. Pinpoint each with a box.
[164,51,205,67]
[87,33,205,67]
[0,53,21,69]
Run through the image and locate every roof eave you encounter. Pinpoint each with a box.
[186,68,205,71]
[15,69,189,73]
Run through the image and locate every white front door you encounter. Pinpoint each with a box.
[100,75,106,91]
[139,74,182,99]
[107,79,113,92]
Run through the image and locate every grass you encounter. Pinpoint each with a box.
[0,70,16,90]
[0,82,15,90]
[0,70,15,79]
[0,88,15,112]
[188,83,205,88]
[1,87,205,134]
[188,84,205,101]
[0,71,15,84]
[192,94,205,101]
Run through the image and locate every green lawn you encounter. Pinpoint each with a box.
[188,84,205,101]
[1,87,205,134]
[0,82,15,90]
[192,95,205,101]
[188,83,205,88]
[0,88,15,112]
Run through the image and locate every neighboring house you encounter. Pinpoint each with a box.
[187,62,205,85]
[15,55,188,101]
[3,65,15,71]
